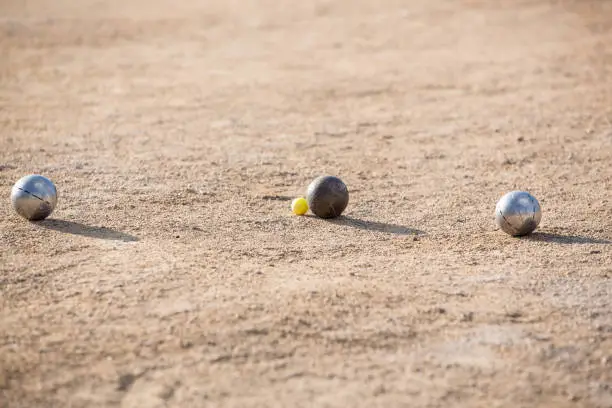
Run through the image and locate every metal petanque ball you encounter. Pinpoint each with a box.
[11,174,58,221]
[306,175,349,219]
[495,190,541,236]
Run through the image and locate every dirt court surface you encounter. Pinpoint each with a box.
[1,0,611,406]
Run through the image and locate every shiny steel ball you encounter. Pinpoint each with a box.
[495,191,541,236]
[306,175,349,219]
[11,174,58,221]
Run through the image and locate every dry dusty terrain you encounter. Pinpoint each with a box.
[1,0,611,407]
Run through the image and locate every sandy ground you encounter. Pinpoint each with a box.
[1,0,611,406]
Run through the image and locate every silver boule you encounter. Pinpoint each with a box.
[306,175,349,219]
[495,190,541,236]
[11,174,58,221]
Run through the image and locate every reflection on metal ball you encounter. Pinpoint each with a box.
[11,174,58,221]
[495,190,541,236]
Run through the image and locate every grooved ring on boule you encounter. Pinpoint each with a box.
[11,174,58,221]
[306,176,349,219]
[495,190,541,236]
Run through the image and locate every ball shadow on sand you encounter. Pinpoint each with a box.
[325,215,425,236]
[524,232,610,245]
[35,219,139,242]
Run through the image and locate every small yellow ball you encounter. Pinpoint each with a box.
[291,197,309,215]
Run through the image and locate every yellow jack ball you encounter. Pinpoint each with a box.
[291,197,309,216]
